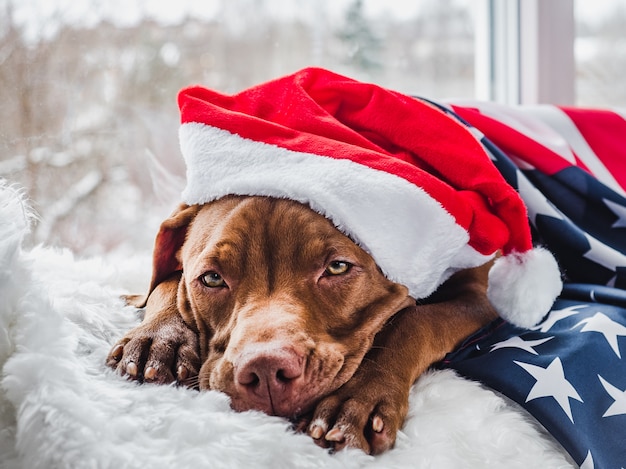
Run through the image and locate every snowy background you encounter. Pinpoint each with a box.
[0,0,625,256]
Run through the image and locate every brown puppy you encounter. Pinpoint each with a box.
[107,195,497,454]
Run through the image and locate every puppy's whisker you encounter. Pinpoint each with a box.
[368,345,393,352]
[360,357,388,374]
[179,375,200,390]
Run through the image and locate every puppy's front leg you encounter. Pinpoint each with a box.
[308,264,498,454]
[107,272,201,387]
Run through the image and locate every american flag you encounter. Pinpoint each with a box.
[428,101,626,468]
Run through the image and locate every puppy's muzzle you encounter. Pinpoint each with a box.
[233,342,307,416]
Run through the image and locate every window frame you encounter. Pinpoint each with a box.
[475,0,575,105]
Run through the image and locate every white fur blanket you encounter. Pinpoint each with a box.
[0,184,575,469]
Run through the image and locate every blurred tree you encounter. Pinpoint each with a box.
[336,0,382,72]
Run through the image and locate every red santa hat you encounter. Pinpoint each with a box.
[176,67,562,328]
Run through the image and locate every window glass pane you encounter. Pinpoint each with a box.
[1,0,475,253]
[575,0,626,106]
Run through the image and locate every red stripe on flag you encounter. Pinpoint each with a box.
[451,106,571,176]
[558,108,626,192]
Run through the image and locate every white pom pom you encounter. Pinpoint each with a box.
[487,248,562,328]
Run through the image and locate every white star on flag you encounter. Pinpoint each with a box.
[532,304,587,333]
[581,234,626,287]
[574,312,626,358]
[517,174,562,225]
[490,336,553,355]
[515,357,583,423]
[598,375,626,417]
[603,198,626,229]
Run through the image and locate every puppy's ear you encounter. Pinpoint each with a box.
[127,204,200,308]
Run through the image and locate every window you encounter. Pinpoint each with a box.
[1,0,623,254]
[474,0,626,107]
[575,0,626,107]
[0,0,478,254]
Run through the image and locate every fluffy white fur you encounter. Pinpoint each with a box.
[0,183,575,469]
[180,123,492,302]
[488,248,563,328]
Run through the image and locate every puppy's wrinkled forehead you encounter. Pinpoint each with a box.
[182,196,361,274]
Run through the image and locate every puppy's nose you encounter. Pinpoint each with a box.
[234,346,305,413]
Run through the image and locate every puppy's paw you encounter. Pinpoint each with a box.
[106,316,200,388]
[305,372,410,455]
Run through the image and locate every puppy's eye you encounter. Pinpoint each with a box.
[200,271,226,288]
[325,261,351,276]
